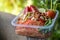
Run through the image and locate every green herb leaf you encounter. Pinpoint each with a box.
[45,18,52,26]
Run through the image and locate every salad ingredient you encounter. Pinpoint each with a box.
[37,18,45,26]
[24,6,29,14]
[45,10,56,19]
[24,5,39,14]
[30,5,39,12]
[45,18,52,26]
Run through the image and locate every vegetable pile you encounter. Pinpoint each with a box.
[17,5,56,26]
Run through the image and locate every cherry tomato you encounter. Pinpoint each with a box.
[45,10,56,19]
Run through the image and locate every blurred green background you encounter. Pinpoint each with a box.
[0,0,60,40]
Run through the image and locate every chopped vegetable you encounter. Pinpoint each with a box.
[45,10,56,19]
[45,18,52,26]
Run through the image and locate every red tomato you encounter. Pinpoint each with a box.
[45,10,56,19]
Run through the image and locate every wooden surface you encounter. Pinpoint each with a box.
[0,12,27,40]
